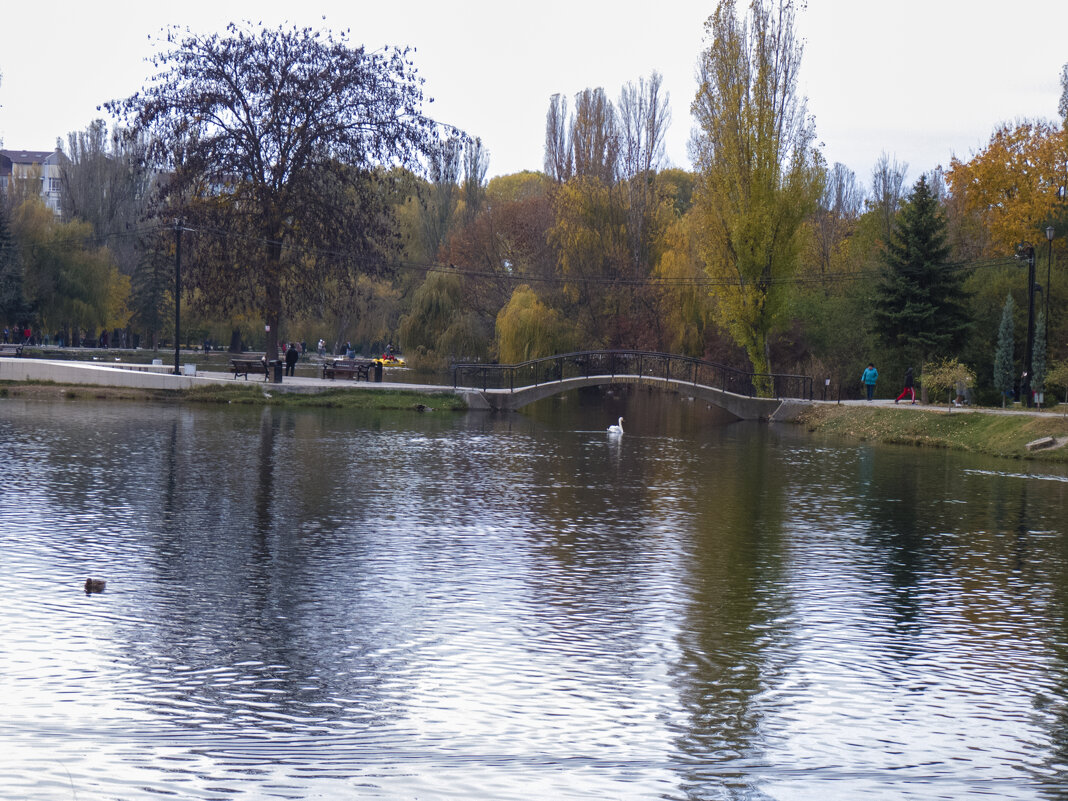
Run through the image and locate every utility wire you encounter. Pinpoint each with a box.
[12,218,1026,290]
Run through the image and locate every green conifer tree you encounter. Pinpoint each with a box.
[128,234,173,351]
[872,175,970,366]
[993,294,1015,407]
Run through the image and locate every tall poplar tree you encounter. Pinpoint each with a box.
[872,175,970,366]
[691,0,822,386]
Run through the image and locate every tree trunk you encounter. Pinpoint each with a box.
[264,239,283,362]
[229,327,242,353]
[746,333,774,397]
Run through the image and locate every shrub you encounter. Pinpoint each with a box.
[922,358,976,405]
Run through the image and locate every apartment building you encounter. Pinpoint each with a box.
[0,149,67,213]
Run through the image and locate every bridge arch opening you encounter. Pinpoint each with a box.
[452,350,812,420]
[517,382,745,432]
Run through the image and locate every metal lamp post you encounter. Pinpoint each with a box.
[1025,243,1033,407]
[1047,225,1055,334]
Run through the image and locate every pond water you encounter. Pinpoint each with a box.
[1,390,1067,800]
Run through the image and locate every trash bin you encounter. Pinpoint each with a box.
[374,361,383,382]
[181,363,196,376]
[273,360,283,383]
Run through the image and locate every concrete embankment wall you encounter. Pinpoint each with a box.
[0,357,470,399]
[0,358,203,391]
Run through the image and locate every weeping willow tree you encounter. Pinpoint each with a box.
[691,0,822,391]
[13,197,128,343]
[495,284,578,363]
[398,269,489,364]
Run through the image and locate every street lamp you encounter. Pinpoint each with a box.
[1016,242,1036,406]
[1047,226,1055,336]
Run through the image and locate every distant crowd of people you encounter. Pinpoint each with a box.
[3,326,33,345]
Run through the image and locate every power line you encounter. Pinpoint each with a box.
[12,218,1024,291]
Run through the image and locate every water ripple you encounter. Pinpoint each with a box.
[2,399,1067,798]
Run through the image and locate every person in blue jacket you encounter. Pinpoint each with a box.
[861,363,878,401]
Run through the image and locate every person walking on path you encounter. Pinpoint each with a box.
[284,343,299,376]
[894,366,916,404]
[861,363,879,402]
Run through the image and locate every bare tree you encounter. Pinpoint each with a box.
[462,137,489,225]
[813,162,863,275]
[421,135,462,258]
[60,120,156,276]
[571,88,619,184]
[1059,61,1068,125]
[923,166,947,201]
[869,152,909,240]
[617,72,672,276]
[544,94,572,182]
[618,71,671,180]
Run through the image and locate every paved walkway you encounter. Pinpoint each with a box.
[0,356,464,397]
[820,397,1067,418]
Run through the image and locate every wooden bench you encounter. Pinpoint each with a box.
[231,357,271,380]
[0,343,23,357]
[322,359,373,381]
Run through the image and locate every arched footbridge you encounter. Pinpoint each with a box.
[452,350,814,420]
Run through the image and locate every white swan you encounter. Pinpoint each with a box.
[607,416,624,435]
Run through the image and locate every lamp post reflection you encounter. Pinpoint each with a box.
[1016,243,1036,407]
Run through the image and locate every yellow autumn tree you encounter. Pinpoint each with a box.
[398,269,490,365]
[654,212,712,356]
[945,120,1068,257]
[947,119,1068,368]
[12,196,126,340]
[546,177,631,346]
[691,0,822,389]
[495,284,577,363]
[105,272,132,331]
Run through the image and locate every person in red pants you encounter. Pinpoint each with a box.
[895,366,916,404]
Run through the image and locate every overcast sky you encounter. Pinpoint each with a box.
[2,1,1066,193]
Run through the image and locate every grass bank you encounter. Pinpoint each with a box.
[796,404,1068,462]
[0,381,467,412]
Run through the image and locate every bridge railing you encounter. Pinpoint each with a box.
[452,350,813,400]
